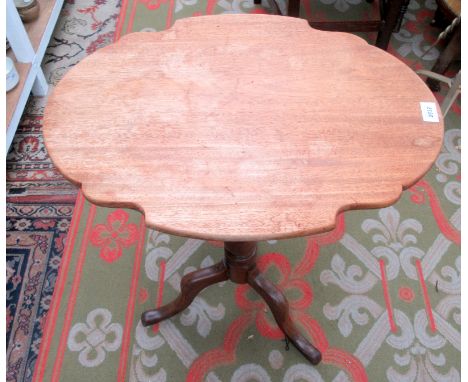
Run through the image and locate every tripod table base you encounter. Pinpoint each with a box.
[141,241,322,365]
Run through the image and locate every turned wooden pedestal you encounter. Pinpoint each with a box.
[141,242,322,364]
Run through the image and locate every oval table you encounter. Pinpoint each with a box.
[43,14,444,365]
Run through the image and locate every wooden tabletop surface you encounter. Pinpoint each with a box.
[43,14,444,241]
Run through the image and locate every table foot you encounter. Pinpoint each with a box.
[141,261,228,326]
[248,268,322,365]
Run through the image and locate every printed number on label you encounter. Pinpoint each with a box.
[420,102,439,123]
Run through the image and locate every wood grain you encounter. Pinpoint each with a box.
[43,14,444,241]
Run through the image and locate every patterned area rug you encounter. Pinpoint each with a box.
[8,0,460,381]
[32,188,461,382]
[6,204,74,381]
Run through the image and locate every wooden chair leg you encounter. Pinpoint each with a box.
[287,0,300,17]
[426,25,461,92]
[430,6,448,28]
[376,0,410,50]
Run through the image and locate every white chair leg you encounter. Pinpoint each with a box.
[441,71,461,117]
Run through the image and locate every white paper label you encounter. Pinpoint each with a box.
[420,102,439,122]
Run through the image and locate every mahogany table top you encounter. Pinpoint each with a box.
[43,14,444,241]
